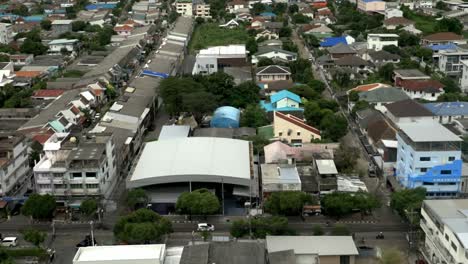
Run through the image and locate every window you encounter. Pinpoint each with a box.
[54,184,65,189]
[420,157,430,161]
[445,234,449,241]
[70,184,82,189]
[420,168,428,173]
[441,170,452,175]
[86,184,99,189]
[439,182,456,185]
[278,132,283,136]
[71,172,82,178]
[451,241,457,252]
[38,184,51,189]
[86,172,97,178]
[53,173,63,178]
[340,256,350,264]
[297,132,301,136]
[423,182,434,185]
[449,156,455,161]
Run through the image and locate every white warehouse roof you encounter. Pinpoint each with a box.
[266,236,359,256]
[399,121,461,142]
[198,44,247,56]
[127,137,253,188]
[73,244,166,264]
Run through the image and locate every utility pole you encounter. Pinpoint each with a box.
[90,221,95,246]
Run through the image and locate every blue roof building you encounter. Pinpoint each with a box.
[320,36,347,47]
[210,106,241,128]
[85,3,117,10]
[23,15,44,22]
[260,90,303,112]
[260,12,277,18]
[428,43,458,51]
[424,102,468,124]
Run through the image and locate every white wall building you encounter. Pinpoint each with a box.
[34,132,117,205]
[0,62,15,87]
[192,44,248,74]
[385,8,403,19]
[0,134,30,196]
[175,0,193,16]
[420,199,468,264]
[438,49,468,77]
[459,60,468,92]
[367,33,399,51]
[416,0,434,9]
[0,23,13,44]
[73,244,167,264]
[194,2,211,18]
[47,39,79,54]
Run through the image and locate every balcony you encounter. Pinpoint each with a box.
[424,233,455,264]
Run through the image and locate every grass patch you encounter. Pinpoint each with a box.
[63,70,85,78]
[189,23,249,53]
[404,9,436,34]
[6,247,48,259]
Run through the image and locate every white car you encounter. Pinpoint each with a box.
[1,237,17,247]
[197,223,214,232]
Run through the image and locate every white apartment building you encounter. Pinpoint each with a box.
[0,134,30,196]
[438,48,468,77]
[34,132,117,205]
[194,2,211,18]
[192,44,248,75]
[420,199,468,264]
[416,0,434,9]
[175,0,193,16]
[0,23,13,44]
[367,34,399,51]
[459,60,468,92]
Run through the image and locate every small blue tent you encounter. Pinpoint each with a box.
[210,106,240,128]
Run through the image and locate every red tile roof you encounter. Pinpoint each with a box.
[400,80,445,92]
[32,133,53,145]
[275,111,321,135]
[15,71,43,78]
[350,83,390,92]
[114,25,133,31]
[423,32,463,41]
[32,89,64,98]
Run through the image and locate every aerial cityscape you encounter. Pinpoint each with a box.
[0,0,468,263]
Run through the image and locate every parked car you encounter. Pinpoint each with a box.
[1,237,17,247]
[76,235,97,248]
[197,223,215,232]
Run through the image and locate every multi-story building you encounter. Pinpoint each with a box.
[416,0,434,9]
[192,44,248,75]
[357,0,386,12]
[459,60,468,92]
[438,48,468,76]
[0,23,13,44]
[420,199,468,264]
[367,33,399,51]
[194,0,211,18]
[0,133,30,196]
[34,132,117,205]
[395,121,462,197]
[175,0,193,16]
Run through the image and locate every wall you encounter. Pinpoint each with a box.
[320,255,355,264]
[367,37,398,51]
[273,114,321,143]
[276,98,299,109]
[403,89,442,101]
[257,74,290,82]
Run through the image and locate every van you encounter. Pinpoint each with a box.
[1,237,17,247]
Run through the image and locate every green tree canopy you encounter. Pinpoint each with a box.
[322,192,380,219]
[176,189,220,217]
[126,188,149,210]
[72,21,87,32]
[264,191,316,216]
[435,18,463,34]
[334,141,359,173]
[379,248,404,264]
[80,198,98,217]
[390,187,426,219]
[319,113,348,142]
[378,63,395,82]
[22,194,56,220]
[40,20,52,31]
[114,209,172,244]
[229,81,260,108]
[279,27,292,38]
[252,3,266,15]
[12,4,29,16]
[230,216,292,238]
[308,80,326,94]
[22,228,46,247]
[20,39,48,56]
[289,84,320,100]
[240,104,269,128]
[257,57,275,67]
[288,4,299,14]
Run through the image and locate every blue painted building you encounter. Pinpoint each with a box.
[395,121,462,197]
[210,106,240,128]
[260,90,303,112]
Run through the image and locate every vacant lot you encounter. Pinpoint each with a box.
[189,23,249,53]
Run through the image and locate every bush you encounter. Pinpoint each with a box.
[230,216,293,238]
[264,191,316,216]
[312,225,324,236]
[21,229,46,247]
[22,194,56,220]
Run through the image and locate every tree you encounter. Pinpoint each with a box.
[292,14,311,24]
[334,141,359,172]
[279,27,292,38]
[257,57,275,67]
[289,59,313,83]
[80,198,98,217]
[382,45,400,55]
[304,101,323,126]
[331,224,350,236]
[183,91,217,123]
[29,140,43,167]
[319,113,348,142]
[264,191,316,216]
[321,192,355,218]
[440,76,460,93]
[72,21,87,32]
[304,34,320,48]
[22,229,46,247]
[435,1,450,11]
[333,70,351,88]
[160,77,205,115]
[352,100,370,115]
[12,4,29,16]
[0,248,13,264]
[252,3,266,15]
[435,18,463,34]
[229,81,260,108]
[348,90,360,102]
[176,189,220,218]
[230,216,292,238]
[273,3,287,15]
[240,104,269,128]
[40,20,52,31]
[398,31,420,47]
[114,209,172,244]
[244,134,270,154]
[312,225,324,236]
[246,37,258,54]
[195,17,205,25]
[22,194,56,220]
[390,187,426,218]
[380,248,404,264]
[20,39,48,56]
[126,188,149,210]
[308,80,326,94]
[288,4,299,14]
[290,84,319,100]
[378,63,395,82]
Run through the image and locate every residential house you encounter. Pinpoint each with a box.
[383,17,415,30]
[349,82,391,93]
[175,0,193,16]
[255,29,278,40]
[317,54,335,69]
[260,80,295,96]
[438,47,468,76]
[236,12,252,21]
[47,39,80,54]
[261,163,301,194]
[266,236,359,264]
[459,59,468,92]
[312,0,328,9]
[259,12,276,20]
[264,22,283,33]
[34,132,118,203]
[422,32,466,46]
[367,33,399,51]
[320,35,355,48]
[420,200,468,264]
[192,44,248,75]
[416,0,434,9]
[226,0,248,13]
[301,24,333,39]
[252,47,297,64]
[32,89,65,100]
[357,0,386,12]
[250,17,266,29]
[367,50,401,66]
[393,69,431,87]
[0,133,30,196]
[335,55,374,75]
[219,19,239,28]
[9,54,33,66]
[0,62,15,87]
[261,90,303,113]
[299,7,314,19]
[399,79,445,101]
[272,111,321,144]
[256,65,291,82]
[402,24,422,35]
[114,24,134,36]
[384,99,435,125]
[315,7,334,24]
[352,87,410,112]
[51,19,73,34]
[328,43,357,60]
[194,0,211,18]
[385,8,403,19]
[395,121,462,197]
[424,102,468,124]
[0,23,12,44]
[258,39,282,49]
